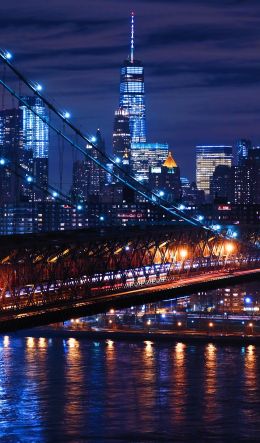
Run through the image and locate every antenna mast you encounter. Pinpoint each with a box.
[130,11,135,63]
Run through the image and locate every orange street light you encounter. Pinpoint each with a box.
[225,242,234,254]
[179,248,188,259]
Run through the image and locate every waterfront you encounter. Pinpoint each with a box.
[0,281,259,442]
[1,334,260,442]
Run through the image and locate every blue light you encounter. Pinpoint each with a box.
[232,232,238,238]
[91,136,97,143]
[115,157,121,164]
[212,224,221,231]
[125,246,130,251]
[77,204,83,210]
[52,191,58,198]
[159,191,164,197]
[245,297,252,304]
[178,204,185,210]
[99,216,104,221]
[36,84,42,92]
[64,112,71,119]
[161,313,166,319]
[5,51,12,60]
[0,159,5,165]
[198,215,204,221]
[26,176,33,183]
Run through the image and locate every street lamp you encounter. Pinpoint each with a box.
[248,322,254,335]
[179,248,188,260]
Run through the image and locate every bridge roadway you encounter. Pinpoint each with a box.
[0,267,259,332]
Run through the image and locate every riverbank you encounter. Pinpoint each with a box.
[8,326,260,345]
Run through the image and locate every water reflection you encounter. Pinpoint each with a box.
[172,342,187,426]
[203,343,221,427]
[64,338,85,439]
[1,282,260,441]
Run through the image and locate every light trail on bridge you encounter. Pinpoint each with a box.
[0,266,259,332]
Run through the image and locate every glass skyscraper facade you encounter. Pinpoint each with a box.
[119,60,146,143]
[196,145,233,195]
[131,142,168,182]
[20,96,49,159]
[20,96,49,198]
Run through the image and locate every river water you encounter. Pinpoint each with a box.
[1,334,260,442]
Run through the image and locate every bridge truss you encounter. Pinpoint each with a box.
[0,225,258,311]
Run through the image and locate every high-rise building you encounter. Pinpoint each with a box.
[196,145,233,195]
[20,96,49,199]
[0,108,24,204]
[0,107,34,205]
[112,108,131,160]
[233,146,260,204]
[236,139,252,166]
[131,142,168,182]
[210,165,232,203]
[71,129,107,202]
[149,152,181,202]
[119,13,146,143]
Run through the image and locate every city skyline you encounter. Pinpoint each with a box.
[1,0,260,178]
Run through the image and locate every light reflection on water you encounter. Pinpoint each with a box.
[0,336,259,441]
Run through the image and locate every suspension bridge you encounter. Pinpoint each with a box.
[0,50,259,331]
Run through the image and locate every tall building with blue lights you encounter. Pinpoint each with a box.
[119,12,146,143]
[20,96,49,199]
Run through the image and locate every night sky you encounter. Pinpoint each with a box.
[1,0,260,179]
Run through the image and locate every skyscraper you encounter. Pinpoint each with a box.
[20,96,49,199]
[196,145,233,195]
[71,129,107,202]
[112,108,131,160]
[149,152,181,202]
[236,139,252,166]
[233,146,260,204]
[210,165,232,203]
[119,12,146,143]
[131,142,168,182]
[0,108,25,204]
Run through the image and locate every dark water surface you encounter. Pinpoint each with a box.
[0,336,260,442]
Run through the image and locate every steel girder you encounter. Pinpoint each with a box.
[0,225,258,309]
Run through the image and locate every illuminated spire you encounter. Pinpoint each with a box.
[130,11,135,63]
[163,152,178,168]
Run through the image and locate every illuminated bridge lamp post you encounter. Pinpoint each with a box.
[208,322,214,334]
[179,248,188,273]
[248,322,254,336]
[224,242,235,269]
